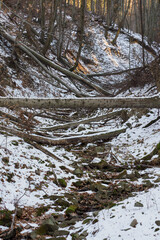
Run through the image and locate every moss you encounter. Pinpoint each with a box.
[11,140,19,146]
[58,179,67,188]
[72,180,83,187]
[0,210,13,227]
[34,216,58,236]
[65,205,77,215]
[92,219,98,224]
[82,218,92,225]
[142,142,160,160]
[55,199,70,208]
[36,205,50,217]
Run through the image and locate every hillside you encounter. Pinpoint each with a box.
[0,3,160,240]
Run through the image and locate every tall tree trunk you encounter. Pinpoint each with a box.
[40,0,45,44]
[43,0,58,55]
[112,0,131,45]
[70,0,85,71]
[140,0,145,66]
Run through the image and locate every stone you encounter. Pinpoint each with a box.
[142,180,154,188]
[155,220,160,226]
[58,179,67,188]
[73,168,83,177]
[2,157,9,164]
[31,216,58,238]
[55,199,70,208]
[11,140,19,146]
[154,177,160,183]
[82,218,92,225]
[134,202,143,208]
[54,230,69,237]
[65,205,77,216]
[16,208,23,218]
[130,219,138,228]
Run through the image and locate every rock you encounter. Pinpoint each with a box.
[2,157,9,164]
[54,214,65,222]
[142,180,154,188]
[71,233,80,240]
[31,216,58,238]
[55,199,70,208]
[16,208,23,218]
[80,230,88,237]
[90,182,107,192]
[92,219,98,224]
[65,205,77,216]
[90,160,108,170]
[58,179,67,188]
[118,181,131,192]
[82,218,92,225]
[35,169,41,175]
[155,220,160,226]
[134,202,143,207]
[155,228,160,232]
[73,168,83,177]
[54,230,69,237]
[72,180,83,187]
[154,177,160,183]
[0,210,13,227]
[11,140,19,146]
[59,218,77,228]
[130,219,138,228]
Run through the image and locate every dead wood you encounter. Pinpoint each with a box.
[0,97,160,109]
[87,67,144,77]
[0,125,126,145]
[104,25,158,56]
[143,116,160,128]
[41,110,124,131]
[0,28,113,97]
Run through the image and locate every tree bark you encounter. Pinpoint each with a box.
[0,97,160,109]
[0,125,126,145]
[41,110,124,131]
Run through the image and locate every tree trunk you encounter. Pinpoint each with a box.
[0,97,159,109]
[70,0,85,71]
[0,28,112,96]
[0,125,126,145]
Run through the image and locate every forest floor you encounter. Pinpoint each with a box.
[0,5,160,240]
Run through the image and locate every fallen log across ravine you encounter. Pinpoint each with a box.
[0,97,160,109]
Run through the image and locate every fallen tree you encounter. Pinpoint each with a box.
[41,110,125,131]
[0,97,160,109]
[0,125,126,145]
[0,28,112,97]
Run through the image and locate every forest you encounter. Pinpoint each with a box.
[0,0,160,239]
